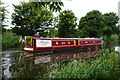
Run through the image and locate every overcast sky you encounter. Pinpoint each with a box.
[1,0,120,29]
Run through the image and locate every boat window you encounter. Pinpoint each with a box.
[81,41,83,44]
[90,41,91,43]
[68,42,70,44]
[56,42,58,45]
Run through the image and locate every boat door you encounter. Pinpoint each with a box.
[31,38,36,47]
[74,40,79,45]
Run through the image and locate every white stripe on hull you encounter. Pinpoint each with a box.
[24,48,33,51]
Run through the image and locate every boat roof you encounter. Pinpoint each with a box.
[35,38,101,40]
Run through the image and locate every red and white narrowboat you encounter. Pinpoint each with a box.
[24,37,104,54]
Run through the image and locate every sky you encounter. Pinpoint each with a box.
[1,0,120,29]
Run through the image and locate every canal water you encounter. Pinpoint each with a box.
[1,49,100,79]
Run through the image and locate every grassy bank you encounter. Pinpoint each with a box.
[2,32,22,49]
[48,50,120,79]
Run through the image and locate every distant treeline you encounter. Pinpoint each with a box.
[2,2,119,38]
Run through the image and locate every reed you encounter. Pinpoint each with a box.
[49,49,120,79]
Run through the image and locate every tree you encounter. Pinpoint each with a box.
[12,2,63,36]
[48,27,58,38]
[57,10,77,38]
[29,1,64,12]
[103,34,119,50]
[102,12,119,37]
[73,29,82,38]
[0,1,8,34]
[78,10,103,37]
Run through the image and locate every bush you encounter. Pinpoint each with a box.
[103,34,119,50]
[118,34,120,46]
[48,50,119,79]
[2,32,21,49]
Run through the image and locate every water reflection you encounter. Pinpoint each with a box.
[2,50,100,78]
[2,50,21,78]
[32,50,100,64]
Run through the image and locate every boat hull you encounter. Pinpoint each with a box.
[24,46,101,54]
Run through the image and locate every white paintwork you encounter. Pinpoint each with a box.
[85,41,88,43]
[61,42,66,44]
[36,40,52,47]
[24,48,33,51]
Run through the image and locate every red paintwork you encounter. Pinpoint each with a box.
[24,38,102,53]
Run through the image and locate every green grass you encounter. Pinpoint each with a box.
[48,49,120,79]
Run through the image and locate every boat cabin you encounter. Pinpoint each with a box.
[24,37,103,54]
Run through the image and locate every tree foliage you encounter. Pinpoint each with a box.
[0,1,8,34]
[48,27,58,38]
[78,10,119,38]
[12,2,63,36]
[57,10,77,38]
[29,1,64,12]
[103,34,119,50]
[78,10,103,37]
[102,12,119,37]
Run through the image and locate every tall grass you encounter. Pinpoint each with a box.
[49,50,120,79]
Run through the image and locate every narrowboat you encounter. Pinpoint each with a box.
[24,37,104,54]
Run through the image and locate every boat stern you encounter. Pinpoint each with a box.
[24,46,34,53]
